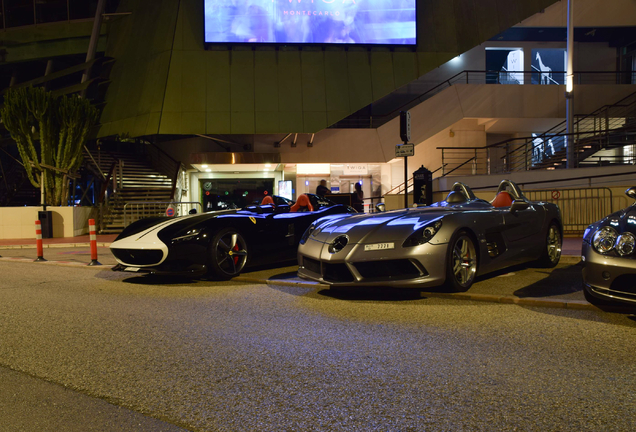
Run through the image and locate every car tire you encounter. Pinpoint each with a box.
[444,230,478,291]
[537,222,562,268]
[207,228,248,280]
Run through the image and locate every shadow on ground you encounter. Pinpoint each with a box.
[512,263,583,298]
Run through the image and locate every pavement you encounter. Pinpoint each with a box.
[0,235,614,312]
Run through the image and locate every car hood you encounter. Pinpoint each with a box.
[311,207,453,245]
[599,204,636,233]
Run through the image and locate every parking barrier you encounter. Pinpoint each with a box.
[34,220,46,262]
[87,218,101,266]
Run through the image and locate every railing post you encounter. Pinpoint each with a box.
[441,149,445,176]
[506,143,510,172]
[487,148,491,175]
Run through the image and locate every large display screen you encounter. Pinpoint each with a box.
[204,0,416,45]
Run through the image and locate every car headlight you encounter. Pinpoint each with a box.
[592,226,618,254]
[300,224,316,245]
[403,220,442,247]
[616,232,636,256]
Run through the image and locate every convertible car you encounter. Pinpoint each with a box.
[297,180,562,290]
[110,194,355,279]
[582,187,636,307]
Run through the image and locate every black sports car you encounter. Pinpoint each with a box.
[110,194,356,279]
[298,180,563,290]
[582,187,636,307]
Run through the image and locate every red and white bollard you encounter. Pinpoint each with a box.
[34,220,46,262]
[87,218,101,266]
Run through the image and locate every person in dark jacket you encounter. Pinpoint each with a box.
[316,179,330,197]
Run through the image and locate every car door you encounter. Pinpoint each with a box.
[501,203,543,251]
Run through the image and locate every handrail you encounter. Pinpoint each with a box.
[149,142,178,166]
[83,145,106,180]
[329,70,636,129]
[442,157,475,177]
[98,159,118,203]
[437,90,636,156]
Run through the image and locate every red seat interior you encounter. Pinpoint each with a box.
[491,191,513,208]
[290,194,314,212]
[261,196,274,206]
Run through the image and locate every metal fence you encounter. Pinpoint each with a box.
[123,201,203,227]
[524,187,619,234]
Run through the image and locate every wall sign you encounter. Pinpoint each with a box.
[343,164,368,175]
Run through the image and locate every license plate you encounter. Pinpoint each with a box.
[364,242,394,251]
[124,267,141,272]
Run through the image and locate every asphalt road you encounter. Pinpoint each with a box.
[0,260,635,431]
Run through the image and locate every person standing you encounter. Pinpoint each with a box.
[316,179,330,197]
[352,182,364,212]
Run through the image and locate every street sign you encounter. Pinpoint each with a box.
[166,205,176,217]
[400,111,411,142]
[395,143,414,157]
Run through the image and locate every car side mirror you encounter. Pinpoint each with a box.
[375,202,386,212]
[510,200,529,212]
[189,209,197,215]
[626,187,636,200]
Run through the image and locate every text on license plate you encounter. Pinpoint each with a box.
[364,242,394,251]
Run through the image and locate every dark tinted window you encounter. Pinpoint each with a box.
[5,0,35,28]
[36,0,68,24]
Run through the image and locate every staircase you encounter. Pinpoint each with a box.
[529,91,636,170]
[91,149,174,234]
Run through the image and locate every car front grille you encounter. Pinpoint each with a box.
[610,274,636,295]
[354,259,424,281]
[111,248,163,266]
[323,263,355,283]
[302,257,322,275]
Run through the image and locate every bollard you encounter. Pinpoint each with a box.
[34,220,46,262]
[87,218,101,266]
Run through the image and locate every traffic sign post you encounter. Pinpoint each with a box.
[166,205,176,217]
[398,111,412,208]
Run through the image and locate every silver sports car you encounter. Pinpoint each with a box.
[582,187,636,306]
[297,180,562,290]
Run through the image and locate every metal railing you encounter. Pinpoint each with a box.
[330,70,636,129]
[123,201,203,227]
[523,187,616,235]
[438,90,636,176]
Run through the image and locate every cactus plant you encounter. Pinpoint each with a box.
[1,87,99,206]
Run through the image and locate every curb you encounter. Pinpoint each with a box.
[236,275,597,310]
[0,243,112,250]
[0,256,114,270]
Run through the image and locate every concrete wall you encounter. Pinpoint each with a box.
[0,207,96,239]
[518,0,636,27]
[99,0,558,137]
[281,83,636,164]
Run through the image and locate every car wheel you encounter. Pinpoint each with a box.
[207,228,248,280]
[445,230,478,291]
[537,222,562,268]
